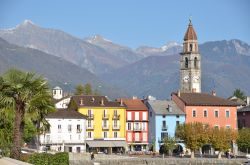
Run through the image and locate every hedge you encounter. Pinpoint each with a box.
[28,152,69,165]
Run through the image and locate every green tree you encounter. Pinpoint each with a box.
[162,136,176,156]
[0,69,55,160]
[237,128,250,153]
[74,84,85,95]
[175,122,210,158]
[211,128,237,159]
[84,83,92,95]
[233,88,246,100]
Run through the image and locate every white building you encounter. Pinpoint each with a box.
[52,86,63,100]
[54,96,71,109]
[39,110,87,153]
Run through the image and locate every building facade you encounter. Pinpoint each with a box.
[69,95,127,154]
[146,100,185,152]
[172,92,238,129]
[39,110,87,153]
[238,105,250,128]
[121,98,149,151]
[180,19,201,93]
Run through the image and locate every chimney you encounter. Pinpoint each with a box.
[80,98,83,105]
[192,88,196,93]
[212,90,216,96]
[101,98,104,106]
[177,90,181,97]
[120,99,124,106]
[167,105,172,112]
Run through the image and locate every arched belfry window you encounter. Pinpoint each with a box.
[185,57,188,68]
[194,57,198,68]
[190,44,193,52]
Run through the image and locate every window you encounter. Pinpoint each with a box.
[194,57,198,68]
[128,123,131,130]
[214,125,219,129]
[192,110,196,117]
[114,110,118,116]
[88,132,92,138]
[46,135,50,143]
[58,125,61,133]
[114,120,118,127]
[103,120,107,127]
[77,124,81,132]
[128,112,132,120]
[163,115,166,118]
[162,121,166,127]
[226,125,231,129]
[104,132,107,138]
[161,132,168,140]
[143,133,147,141]
[143,112,147,120]
[68,125,72,132]
[134,122,140,130]
[226,110,230,118]
[214,110,219,118]
[127,133,132,141]
[77,147,81,153]
[78,134,81,140]
[176,121,180,126]
[53,90,56,95]
[135,133,140,141]
[185,57,188,68]
[190,44,193,51]
[70,135,72,140]
[203,110,208,117]
[114,132,118,138]
[68,147,72,152]
[142,122,146,131]
[176,115,179,118]
[88,120,91,127]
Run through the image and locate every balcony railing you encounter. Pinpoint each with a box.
[162,125,168,131]
[134,127,142,131]
[112,125,120,130]
[87,114,94,120]
[102,125,109,130]
[86,125,94,130]
[113,114,120,120]
[102,114,109,119]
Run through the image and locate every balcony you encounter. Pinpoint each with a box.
[102,114,109,119]
[86,125,94,130]
[162,125,168,131]
[113,114,120,120]
[87,114,94,120]
[134,127,142,131]
[102,125,109,130]
[112,125,120,130]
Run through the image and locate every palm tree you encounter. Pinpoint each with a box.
[233,88,246,100]
[0,69,55,160]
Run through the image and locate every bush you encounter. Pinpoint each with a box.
[28,152,69,165]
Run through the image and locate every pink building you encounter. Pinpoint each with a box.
[172,92,238,129]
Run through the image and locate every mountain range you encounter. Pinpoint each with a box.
[0,20,250,99]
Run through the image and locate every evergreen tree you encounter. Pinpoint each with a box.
[84,83,92,95]
[74,84,85,95]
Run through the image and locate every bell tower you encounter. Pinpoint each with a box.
[180,19,201,93]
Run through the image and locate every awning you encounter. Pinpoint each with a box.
[86,140,127,148]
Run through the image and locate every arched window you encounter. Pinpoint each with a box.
[185,57,188,68]
[189,44,193,52]
[194,57,198,68]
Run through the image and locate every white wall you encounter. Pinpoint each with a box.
[55,97,71,109]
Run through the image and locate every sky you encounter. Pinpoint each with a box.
[0,0,249,48]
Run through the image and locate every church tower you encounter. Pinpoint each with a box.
[180,19,201,93]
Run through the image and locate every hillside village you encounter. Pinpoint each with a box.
[31,20,250,157]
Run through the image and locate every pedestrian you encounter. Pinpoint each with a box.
[91,152,95,160]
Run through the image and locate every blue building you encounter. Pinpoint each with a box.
[146,100,185,152]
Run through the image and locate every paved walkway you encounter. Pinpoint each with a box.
[0,157,32,165]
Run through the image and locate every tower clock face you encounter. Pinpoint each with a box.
[183,75,189,82]
[192,76,200,82]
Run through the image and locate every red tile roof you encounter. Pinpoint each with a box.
[118,98,148,110]
[173,92,238,106]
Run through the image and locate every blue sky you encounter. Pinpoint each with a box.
[1,0,249,48]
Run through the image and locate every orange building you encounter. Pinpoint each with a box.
[172,92,238,129]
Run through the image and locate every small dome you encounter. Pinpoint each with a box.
[53,86,62,90]
[184,20,197,41]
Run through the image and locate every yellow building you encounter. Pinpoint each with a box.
[69,95,127,153]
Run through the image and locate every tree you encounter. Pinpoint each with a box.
[211,128,238,159]
[0,69,55,160]
[237,128,250,153]
[84,83,92,95]
[74,84,85,95]
[175,122,210,158]
[162,136,176,156]
[233,88,246,100]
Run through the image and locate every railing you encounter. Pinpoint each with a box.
[112,125,120,130]
[102,114,109,119]
[87,114,94,120]
[102,125,109,130]
[113,114,120,120]
[86,125,94,130]
[162,125,168,131]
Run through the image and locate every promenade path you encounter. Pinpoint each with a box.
[0,157,32,165]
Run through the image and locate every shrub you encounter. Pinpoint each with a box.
[28,152,69,165]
